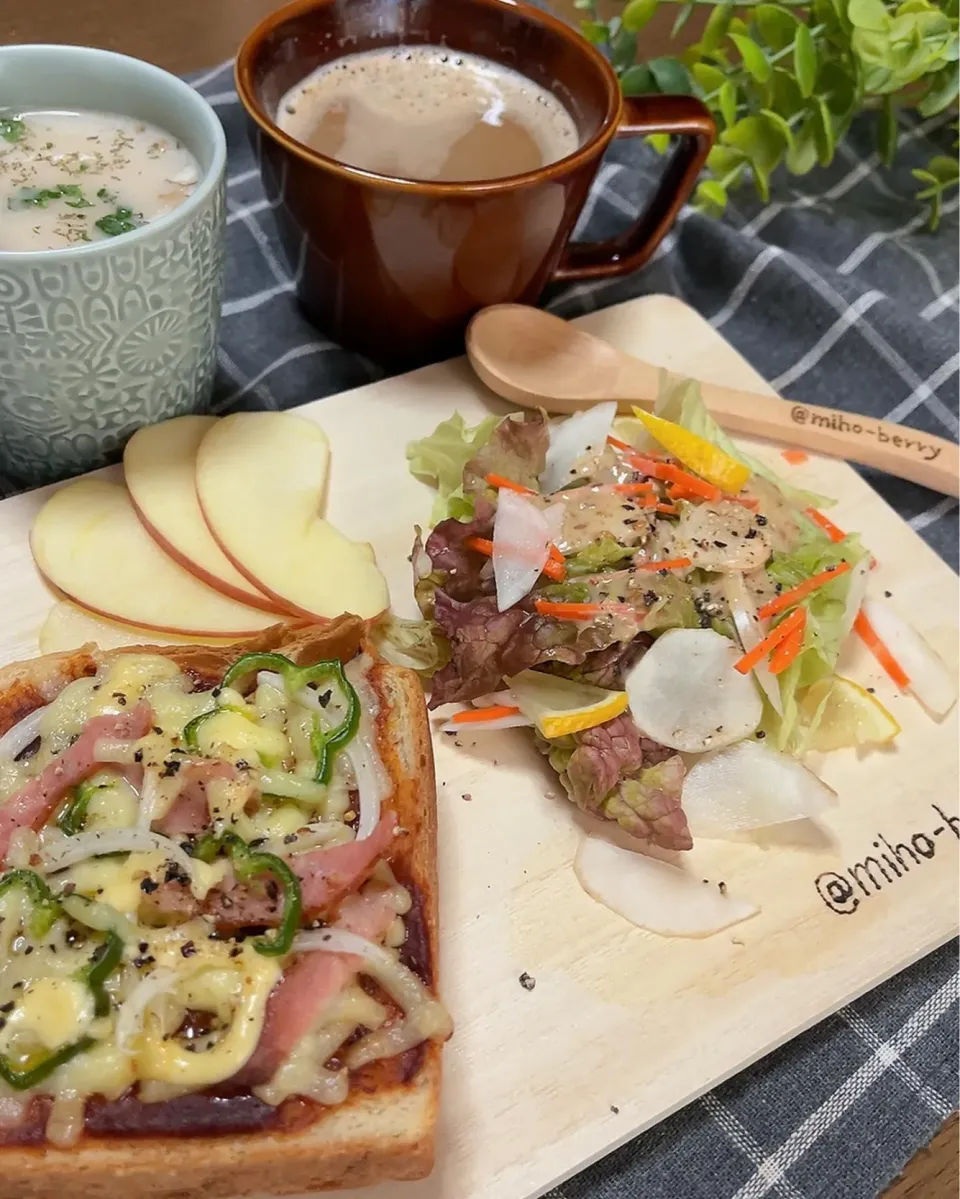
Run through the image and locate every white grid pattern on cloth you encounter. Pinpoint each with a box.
[730,974,959,1199]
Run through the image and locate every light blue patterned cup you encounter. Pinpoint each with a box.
[0,45,226,485]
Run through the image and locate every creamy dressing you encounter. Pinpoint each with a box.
[0,109,200,251]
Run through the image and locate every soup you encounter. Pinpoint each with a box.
[275,46,579,183]
[0,109,201,252]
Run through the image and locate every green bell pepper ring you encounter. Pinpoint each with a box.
[222,652,360,784]
[0,1037,95,1091]
[191,831,302,957]
[0,869,63,939]
[56,779,106,837]
[75,929,124,1018]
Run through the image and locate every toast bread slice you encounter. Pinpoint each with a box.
[0,618,444,1199]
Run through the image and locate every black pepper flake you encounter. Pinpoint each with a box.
[756,730,766,739]
[0,1001,14,1014]
[462,792,473,802]
[644,590,658,606]
[212,687,222,698]
[518,972,536,991]
[12,982,25,990]
[160,759,182,778]
[265,880,280,902]
[866,687,875,694]
[181,941,197,958]
[745,528,758,540]
[658,568,669,577]
[133,954,156,969]
[443,730,457,737]
[152,726,164,735]
[718,881,727,895]
[133,749,144,763]
[138,941,148,953]
[713,540,728,548]
[884,590,892,598]
[236,759,250,771]
[610,1105,620,1114]
[112,691,128,706]
[755,514,768,526]
[283,833,298,844]
[229,946,243,958]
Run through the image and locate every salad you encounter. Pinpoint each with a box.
[393,375,956,867]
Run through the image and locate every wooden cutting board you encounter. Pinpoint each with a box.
[0,295,956,1199]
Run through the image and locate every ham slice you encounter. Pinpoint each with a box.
[156,760,240,838]
[0,701,153,861]
[236,889,398,1085]
[143,811,400,930]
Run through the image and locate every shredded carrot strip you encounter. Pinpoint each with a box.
[484,473,536,496]
[613,481,656,495]
[757,562,851,619]
[854,610,910,689]
[769,621,806,675]
[534,600,602,620]
[635,557,693,571]
[666,483,699,501]
[655,502,680,515]
[805,507,846,543]
[452,705,521,724]
[733,607,806,675]
[733,494,760,510]
[534,599,642,622]
[627,456,724,502]
[782,449,809,465]
[466,535,566,581]
[607,436,665,460]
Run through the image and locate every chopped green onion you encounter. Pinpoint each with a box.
[0,117,26,144]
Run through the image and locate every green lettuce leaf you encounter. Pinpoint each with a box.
[407,413,499,523]
[566,536,636,577]
[764,523,870,750]
[368,614,449,679]
[655,373,835,510]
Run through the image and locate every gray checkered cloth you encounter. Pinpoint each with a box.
[194,59,958,1198]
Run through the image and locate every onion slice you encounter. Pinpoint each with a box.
[624,628,763,752]
[0,706,45,762]
[344,658,389,841]
[290,928,453,1067]
[682,739,835,837]
[574,835,759,937]
[860,599,957,718]
[40,828,196,881]
[115,968,179,1052]
[723,575,782,717]
[541,402,617,495]
[493,490,552,612]
[136,767,163,830]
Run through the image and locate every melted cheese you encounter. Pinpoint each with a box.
[0,978,94,1053]
[135,946,280,1088]
[64,852,227,915]
[195,709,290,764]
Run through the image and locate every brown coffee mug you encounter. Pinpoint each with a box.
[236,0,715,369]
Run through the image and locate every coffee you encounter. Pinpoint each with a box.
[276,45,579,183]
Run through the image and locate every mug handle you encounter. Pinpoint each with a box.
[552,95,715,283]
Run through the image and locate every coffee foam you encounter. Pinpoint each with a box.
[276,45,579,178]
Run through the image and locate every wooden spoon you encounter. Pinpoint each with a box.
[466,304,959,498]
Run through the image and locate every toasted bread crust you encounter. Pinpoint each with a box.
[0,623,443,1198]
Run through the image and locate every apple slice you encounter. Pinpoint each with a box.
[31,480,283,638]
[196,412,389,620]
[124,416,282,612]
[39,602,237,654]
